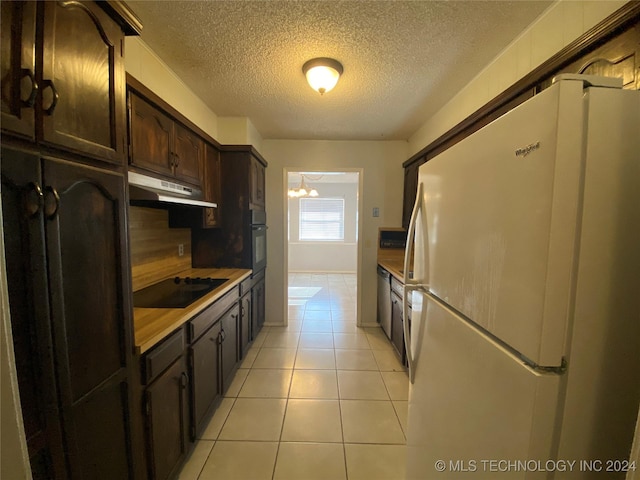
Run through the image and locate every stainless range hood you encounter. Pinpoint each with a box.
[128,171,217,208]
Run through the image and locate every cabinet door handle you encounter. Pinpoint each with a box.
[174,152,180,167]
[180,372,189,389]
[220,329,226,342]
[23,182,44,217]
[42,79,59,116]
[20,69,39,108]
[44,186,60,219]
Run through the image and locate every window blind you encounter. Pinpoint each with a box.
[299,198,345,241]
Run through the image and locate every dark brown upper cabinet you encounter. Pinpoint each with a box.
[249,154,266,210]
[202,143,222,227]
[401,157,423,229]
[192,146,268,269]
[173,123,204,186]
[129,91,204,188]
[1,1,134,165]
[1,1,37,139]
[128,92,173,176]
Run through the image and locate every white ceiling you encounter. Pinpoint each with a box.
[128,1,552,141]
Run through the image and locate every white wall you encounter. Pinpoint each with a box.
[125,37,265,149]
[408,0,628,157]
[288,181,359,273]
[218,116,264,152]
[262,140,408,327]
[125,37,220,141]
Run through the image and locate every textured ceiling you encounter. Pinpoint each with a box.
[128,1,552,141]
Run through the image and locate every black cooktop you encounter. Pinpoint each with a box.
[133,277,228,308]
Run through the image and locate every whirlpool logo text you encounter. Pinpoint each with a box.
[515,141,541,157]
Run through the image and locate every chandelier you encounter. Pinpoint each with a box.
[288,174,319,198]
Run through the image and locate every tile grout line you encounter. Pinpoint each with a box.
[271,296,304,480]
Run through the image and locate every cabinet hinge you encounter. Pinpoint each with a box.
[144,394,151,417]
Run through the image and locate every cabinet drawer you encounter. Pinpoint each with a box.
[391,277,404,297]
[252,269,265,284]
[189,286,239,342]
[143,328,184,384]
[240,277,252,296]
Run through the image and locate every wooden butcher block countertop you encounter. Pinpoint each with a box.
[133,268,251,354]
[377,248,406,283]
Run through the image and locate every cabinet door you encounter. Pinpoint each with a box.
[220,304,239,392]
[43,159,134,479]
[0,1,37,139]
[203,143,221,227]
[129,92,174,176]
[173,123,203,187]
[402,160,421,229]
[41,1,126,164]
[252,277,266,337]
[391,293,405,360]
[240,293,252,358]
[1,148,67,479]
[145,357,189,480]
[190,322,220,437]
[249,156,265,209]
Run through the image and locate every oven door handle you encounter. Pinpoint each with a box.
[252,225,268,230]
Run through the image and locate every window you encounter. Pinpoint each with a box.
[299,198,344,241]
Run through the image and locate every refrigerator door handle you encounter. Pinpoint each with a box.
[404,182,428,288]
[403,182,428,384]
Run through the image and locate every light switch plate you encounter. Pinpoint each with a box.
[373,207,380,217]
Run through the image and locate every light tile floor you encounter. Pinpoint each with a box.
[178,273,409,480]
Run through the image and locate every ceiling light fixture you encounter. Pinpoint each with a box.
[288,174,319,198]
[302,57,343,95]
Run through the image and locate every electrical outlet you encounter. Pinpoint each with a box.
[178,244,184,256]
[373,207,380,217]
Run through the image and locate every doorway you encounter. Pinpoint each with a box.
[284,170,362,329]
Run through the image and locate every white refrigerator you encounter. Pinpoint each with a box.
[403,75,640,479]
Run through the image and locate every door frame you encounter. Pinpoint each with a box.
[282,167,364,327]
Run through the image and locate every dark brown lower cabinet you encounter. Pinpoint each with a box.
[145,356,190,480]
[1,146,135,479]
[190,321,221,438]
[251,271,266,339]
[220,304,239,392]
[391,291,405,361]
[239,290,252,358]
[1,147,65,479]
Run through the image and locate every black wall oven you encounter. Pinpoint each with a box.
[251,210,267,272]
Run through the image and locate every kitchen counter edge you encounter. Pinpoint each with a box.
[378,249,405,283]
[133,268,252,354]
